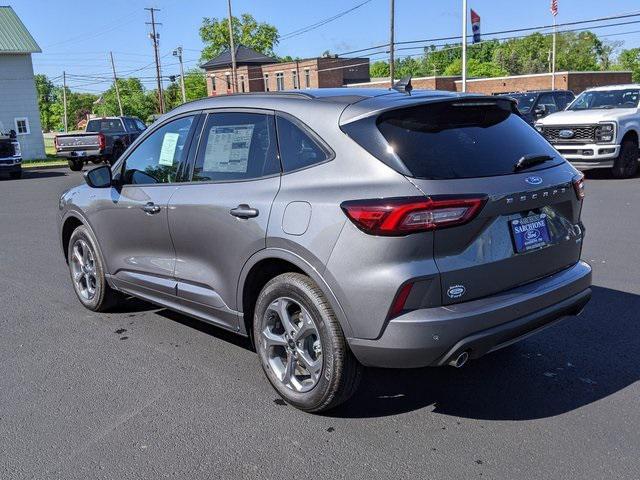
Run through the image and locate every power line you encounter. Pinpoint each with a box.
[280,0,374,40]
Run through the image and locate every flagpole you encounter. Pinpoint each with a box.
[551,13,556,90]
[462,0,467,93]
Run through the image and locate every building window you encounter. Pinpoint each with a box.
[264,74,270,92]
[276,72,284,91]
[211,76,216,91]
[240,75,246,92]
[304,69,311,88]
[225,73,231,91]
[14,117,30,135]
[292,70,299,89]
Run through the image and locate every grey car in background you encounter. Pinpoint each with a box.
[58,89,592,412]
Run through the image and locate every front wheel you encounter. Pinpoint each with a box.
[612,139,639,179]
[67,225,120,312]
[9,169,22,179]
[254,273,362,413]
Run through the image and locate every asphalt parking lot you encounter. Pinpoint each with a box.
[1,167,639,479]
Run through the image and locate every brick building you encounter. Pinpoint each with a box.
[349,71,633,95]
[201,45,370,96]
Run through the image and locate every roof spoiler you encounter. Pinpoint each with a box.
[391,76,413,95]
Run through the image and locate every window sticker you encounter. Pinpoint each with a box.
[203,124,254,173]
[158,132,180,166]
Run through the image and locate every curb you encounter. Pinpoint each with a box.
[23,163,68,170]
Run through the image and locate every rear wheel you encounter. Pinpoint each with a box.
[110,144,124,165]
[68,158,83,171]
[254,273,362,413]
[67,225,120,312]
[612,139,639,179]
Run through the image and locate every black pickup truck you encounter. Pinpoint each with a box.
[54,116,146,171]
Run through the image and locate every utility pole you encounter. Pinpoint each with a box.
[62,71,68,133]
[461,0,468,92]
[226,0,238,93]
[109,51,124,116]
[173,46,186,103]
[388,0,395,88]
[145,7,165,113]
[551,15,557,89]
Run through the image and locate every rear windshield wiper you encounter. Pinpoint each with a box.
[514,154,554,171]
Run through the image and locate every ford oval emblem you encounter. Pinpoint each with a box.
[525,176,543,185]
[558,129,575,139]
[447,285,466,299]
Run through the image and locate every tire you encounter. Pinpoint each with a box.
[253,273,362,413]
[67,225,120,312]
[9,169,22,179]
[612,139,639,179]
[68,158,84,171]
[90,159,103,165]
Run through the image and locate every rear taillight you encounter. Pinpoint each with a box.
[98,133,106,150]
[341,196,486,236]
[572,173,585,200]
[388,282,414,319]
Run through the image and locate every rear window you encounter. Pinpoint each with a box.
[86,119,124,133]
[375,100,562,179]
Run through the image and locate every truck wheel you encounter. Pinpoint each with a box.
[612,139,639,179]
[110,144,124,164]
[9,169,22,179]
[68,158,84,171]
[254,273,362,413]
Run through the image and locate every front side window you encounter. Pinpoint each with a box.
[121,115,194,185]
[192,112,279,182]
[276,116,329,172]
[134,119,147,131]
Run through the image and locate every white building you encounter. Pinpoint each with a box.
[0,6,45,160]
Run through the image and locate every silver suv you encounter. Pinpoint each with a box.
[58,89,592,412]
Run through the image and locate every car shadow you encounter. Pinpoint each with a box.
[327,285,640,419]
[19,169,68,179]
[584,169,639,180]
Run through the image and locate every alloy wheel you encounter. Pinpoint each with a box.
[70,239,98,301]
[261,297,323,393]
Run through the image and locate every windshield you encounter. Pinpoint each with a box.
[509,93,537,113]
[568,89,640,110]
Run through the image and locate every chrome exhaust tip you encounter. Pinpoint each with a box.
[448,351,469,368]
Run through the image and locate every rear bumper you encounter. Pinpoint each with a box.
[348,260,592,368]
[553,143,619,170]
[56,149,105,159]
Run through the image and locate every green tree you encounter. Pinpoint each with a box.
[35,74,55,132]
[618,48,640,82]
[165,69,208,110]
[199,13,279,61]
[443,58,508,77]
[370,60,389,78]
[94,78,155,120]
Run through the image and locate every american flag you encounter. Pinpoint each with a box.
[550,0,558,16]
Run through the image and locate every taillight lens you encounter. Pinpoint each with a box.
[341,196,486,236]
[572,173,585,200]
[388,282,414,319]
[98,133,106,150]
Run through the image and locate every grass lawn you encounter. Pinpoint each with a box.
[22,154,67,169]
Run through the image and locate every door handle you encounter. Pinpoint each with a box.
[142,202,161,214]
[229,204,259,219]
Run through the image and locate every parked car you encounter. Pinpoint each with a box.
[508,90,575,125]
[0,127,22,179]
[536,84,640,178]
[55,116,147,171]
[58,89,592,412]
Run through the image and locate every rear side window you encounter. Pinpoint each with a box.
[375,101,562,179]
[276,116,329,172]
[192,112,279,182]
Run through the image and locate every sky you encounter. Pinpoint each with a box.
[8,0,640,92]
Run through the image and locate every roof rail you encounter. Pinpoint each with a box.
[219,91,314,100]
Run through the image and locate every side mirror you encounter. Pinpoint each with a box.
[84,165,112,188]
[9,129,16,139]
[534,104,547,117]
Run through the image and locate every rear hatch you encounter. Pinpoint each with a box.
[55,133,101,150]
[343,96,585,306]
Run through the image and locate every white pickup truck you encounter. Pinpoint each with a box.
[535,84,640,178]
